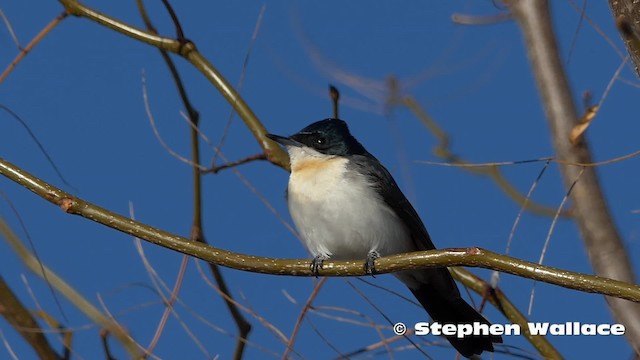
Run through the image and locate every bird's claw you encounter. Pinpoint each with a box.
[310,255,327,277]
[364,251,380,277]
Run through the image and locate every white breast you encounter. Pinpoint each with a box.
[286,147,413,260]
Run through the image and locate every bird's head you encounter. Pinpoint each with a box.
[266,118,368,159]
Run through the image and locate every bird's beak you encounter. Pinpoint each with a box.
[266,133,301,147]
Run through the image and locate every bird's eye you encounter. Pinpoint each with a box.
[316,137,326,145]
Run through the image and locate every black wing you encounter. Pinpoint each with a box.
[349,155,501,356]
[349,154,436,251]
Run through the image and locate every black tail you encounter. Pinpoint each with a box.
[409,284,502,358]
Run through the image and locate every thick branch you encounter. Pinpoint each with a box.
[509,0,640,354]
[608,0,640,76]
[2,158,640,303]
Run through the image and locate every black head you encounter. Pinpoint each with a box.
[266,118,369,156]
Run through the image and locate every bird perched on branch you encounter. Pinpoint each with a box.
[267,118,502,357]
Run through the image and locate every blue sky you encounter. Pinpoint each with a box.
[1,1,639,359]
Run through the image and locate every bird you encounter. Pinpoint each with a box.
[266,118,502,357]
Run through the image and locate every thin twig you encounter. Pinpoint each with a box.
[180,111,298,237]
[404,96,571,218]
[282,278,327,359]
[0,105,75,189]
[0,215,141,356]
[193,261,290,346]
[528,167,584,316]
[567,0,624,59]
[417,148,640,168]
[211,4,266,168]
[307,304,399,358]
[345,281,432,359]
[0,9,21,48]
[205,153,267,174]
[141,72,205,170]
[159,0,185,40]
[505,160,551,256]
[58,0,289,169]
[451,268,561,358]
[491,160,551,288]
[0,11,68,84]
[127,203,191,357]
[136,1,253,357]
[566,0,587,64]
[329,85,340,118]
[0,191,68,322]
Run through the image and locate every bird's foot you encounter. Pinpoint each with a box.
[310,255,328,277]
[364,251,380,277]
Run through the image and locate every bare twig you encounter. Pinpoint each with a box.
[0,105,74,189]
[528,167,584,315]
[491,160,551,289]
[34,311,72,359]
[329,85,340,118]
[0,11,68,84]
[566,0,587,64]
[417,149,640,168]
[180,111,298,237]
[570,56,628,144]
[509,0,640,354]
[131,234,211,358]
[141,73,205,169]
[127,203,191,357]
[211,4,266,168]
[58,0,289,169]
[0,276,61,360]
[505,160,551,257]
[452,268,561,359]
[0,191,68,322]
[567,0,625,59]
[204,153,267,174]
[282,278,327,359]
[0,214,141,356]
[136,2,253,357]
[403,95,571,218]
[0,9,22,48]
[158,0,185,40]
[194,262,290,347]
[345,281,431,359]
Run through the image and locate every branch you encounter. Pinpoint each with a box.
[0,215,141,357]
[0,11,68,84]
[509,0,640,354]
[2,158,639,302]
[135,2,252,358]
[451,269,561,359]
[57,0,289,170]
[402,94,571,218]
[0,276,61,360]
[203,153,267,174]
[608,1,640,76]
